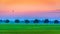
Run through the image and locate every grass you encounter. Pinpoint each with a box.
[0,24,60,34]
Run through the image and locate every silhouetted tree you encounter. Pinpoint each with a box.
[33,19,39,23]
[15,19,20,23]
[5,19,10,23]
[25,20,30,24]
[0,20,2,22]
[44,19,49,23]
[54,20,59,24]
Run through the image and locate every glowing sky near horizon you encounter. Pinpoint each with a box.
[0,0,60,19]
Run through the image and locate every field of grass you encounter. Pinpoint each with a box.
[0,24,60,34]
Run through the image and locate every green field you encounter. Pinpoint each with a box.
[0,24,60,34]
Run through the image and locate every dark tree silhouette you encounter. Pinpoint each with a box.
[15,19,20,23]
[33,19,39,23]
[54,20,59,24]
[0,20,2,22]
[25,20,30,24]
[5,19,10,23]
[44,19,49,23]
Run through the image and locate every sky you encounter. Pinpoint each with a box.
[0,0,60,20]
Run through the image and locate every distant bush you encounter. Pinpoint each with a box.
[44,19,49,23]
[15,19,20,23]
[54,20,59,24]
[33,19,39,23]
[24,20,30,24]
[5,19,10,23]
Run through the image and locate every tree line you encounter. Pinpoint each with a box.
[0,19,59,24]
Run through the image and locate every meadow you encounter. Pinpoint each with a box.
[0,24,60,34]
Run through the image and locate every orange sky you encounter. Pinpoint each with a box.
[0,0,60,12]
